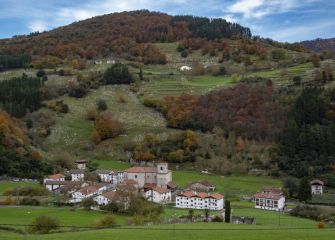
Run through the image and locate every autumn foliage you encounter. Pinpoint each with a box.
[157,84,287,141]
[91,112,123,144]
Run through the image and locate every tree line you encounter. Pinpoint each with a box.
[0,54,31,71]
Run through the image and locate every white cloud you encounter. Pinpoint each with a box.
[28,20,48,32]
[263,21,335,42]
[222,14,239,23]
[225,0,319,19]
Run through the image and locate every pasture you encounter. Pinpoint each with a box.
[0,181,40,195]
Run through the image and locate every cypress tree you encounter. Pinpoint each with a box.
[298,178,311,202]
[224,200,231,223]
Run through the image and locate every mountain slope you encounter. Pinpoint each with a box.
[0,10,251,60]
[300,37,335,52]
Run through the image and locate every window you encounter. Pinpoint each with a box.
[135,175,137,178]
[160,167,163,171]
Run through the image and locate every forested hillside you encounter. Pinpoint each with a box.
[0,10,250,61]
[300,37,335,52]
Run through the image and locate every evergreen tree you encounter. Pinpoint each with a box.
[224,200,231,223]
[298,178,311,202]
[139,67,144,81]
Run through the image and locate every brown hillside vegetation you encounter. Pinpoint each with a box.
[0,10,251,61]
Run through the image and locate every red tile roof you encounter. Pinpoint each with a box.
[143,183,157,188]
[79,184,105,195]
[48,173,65,179]
[123,179,138,185]
[152,186,171,194]
[45,180,72,185]
[167,181,177,189]
[177,191,224,199]
[253,192,283,200]
[75,160,86,163]
[102,191,116,200]
[126,167,157,173]
[310,179,324,185]
[209,193,224,200]
[261,186,283,195]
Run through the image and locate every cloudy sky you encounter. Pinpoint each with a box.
[0,0,334,42]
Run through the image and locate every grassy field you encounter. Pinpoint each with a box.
[139,75,234,99]
[1,222,334,240]
[0,181,40,195]
[0,206,127,229]
[43,85,177,165]
[173,171,281,197]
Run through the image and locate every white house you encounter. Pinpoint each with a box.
[310,179,324,195]
[45,180,68,191]
[70,169,85,181]
[43,173,65,184]
[94,191,116,206]
[71,184,107,203]
[95,170,125,184]
[180,66,192,71]
[176,191,224,210]
[75,160,86,170]
[144,186,172,204]
[252,187,285,211]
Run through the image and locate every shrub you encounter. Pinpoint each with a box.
[181,50,188,58]
[317,222,326,229]
[118,95,127,103]
[81,197,95,210]
[271,49,286,60]
[94,215,117,227]
[86,107,98,121]
[28,216,59,234]
[212,215,223,222]
[103,63,133,84]
[36,69,46,78]
[96,99,108,111]
[293,76,301,85]
[92,112,123,142]
[20,197,40,206]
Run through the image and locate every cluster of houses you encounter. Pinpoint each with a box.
[44,160,327,212]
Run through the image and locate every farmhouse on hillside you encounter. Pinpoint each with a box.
[43,173,65,184]
[252,187,285,211]
[71,184,107,203]
[310,179,324,195]
[176,191,224,210]
[186,180,216,192]
[94,191,116,206]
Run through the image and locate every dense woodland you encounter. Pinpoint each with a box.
[0,74,44,117]
[155,84,287,141]
[279,88,335,182]
[0,11,250,61]
[0,54,31,71]
[0,110,50,178]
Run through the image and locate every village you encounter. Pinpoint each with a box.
[43,159,327,218]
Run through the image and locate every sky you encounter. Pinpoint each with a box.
[0,0,334,42]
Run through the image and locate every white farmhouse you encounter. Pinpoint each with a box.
[45,180,69,191]
[43,173,65,184]
[144,186,172,204]
[94,169,125,184]
[252,187,285,211]
[310,179,324,195]
[71,184,107,203]
[176,191,224,210]
[180,66,192,71]
[70,169,85,181]
[94,191,116,206]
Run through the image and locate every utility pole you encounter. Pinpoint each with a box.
[278,210,281,226]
